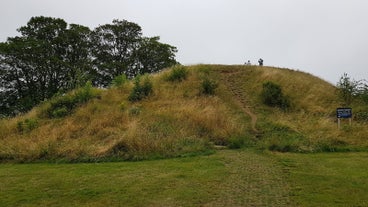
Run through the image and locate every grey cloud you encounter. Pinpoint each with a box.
[1,0,367,83]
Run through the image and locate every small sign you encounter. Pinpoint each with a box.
[336,108,352,119]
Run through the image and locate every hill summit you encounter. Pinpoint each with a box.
[1,65,367,162]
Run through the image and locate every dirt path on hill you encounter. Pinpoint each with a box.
[205,150,293,207]
[220,70,259,133]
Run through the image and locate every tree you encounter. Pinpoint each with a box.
[91,19,142,86]
[91,20,178,86]
[63,24,93,89]
[0,17,178,116]
[0,16,92,115]
[336,73,359,106]
[133,37,178,76]
[0,36,52,114]
[357,81,368,104]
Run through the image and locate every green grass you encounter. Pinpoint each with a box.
[277,152,368,207]
[1,65,368,206]
[2,150,367,206]
[0,155,223,206]
[0,150,287,207]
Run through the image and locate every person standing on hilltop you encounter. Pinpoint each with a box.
[258,58,263,66]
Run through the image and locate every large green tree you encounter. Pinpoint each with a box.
[0,16,92,115]
[0,17,178,116]
[91,19,178,86]
[133,36,178,76]
[91,19,142,86]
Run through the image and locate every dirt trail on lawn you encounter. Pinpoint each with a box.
[206,150,293,207]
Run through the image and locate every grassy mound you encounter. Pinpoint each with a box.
[1,65,367,162]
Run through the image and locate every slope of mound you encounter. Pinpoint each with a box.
[211,65,367,152]
[0,65,367,162]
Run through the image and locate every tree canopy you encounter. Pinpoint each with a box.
[0,16,178,116]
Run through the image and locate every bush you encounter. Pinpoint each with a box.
[43,81,100,118]
[128,75,153,102]
[111,74,127,87]
[354,110,368,122]
[129,106,141,116]
[166,65,188,82]
[201,77,218,95]
[17,118,39,133]
[336,73,359,106]
[228,136,249,149]
[261,81,290,110]
[51,107,69,118]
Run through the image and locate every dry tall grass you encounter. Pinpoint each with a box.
[0,66,246,162]
[1,65,368,162]
[210,65,368,151]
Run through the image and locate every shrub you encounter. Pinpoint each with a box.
[111,74,127,87]
[166,65,188,82]
[267,140,299,152]
[141,76,153,97]
[128,75,153,102]
[200,77,218,95]
[336,73,359,106]
[228,136,249,149]
[43,81,100,118]
[355,110,368,122]
[129,106,141,116]
[51,107,69,118]
[17,118,38,133]
[261,81,290,110]
[74,81,95,103]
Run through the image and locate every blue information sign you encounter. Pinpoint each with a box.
[336,108,352,118]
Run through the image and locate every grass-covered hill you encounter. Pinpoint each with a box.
[1,65,367,162]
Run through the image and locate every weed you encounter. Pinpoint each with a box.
[16,118,38,133]
[165,65,188,82]
[259,122,305,152]
[41,81,100,118]
[197,65,211,74]
[128,75,153,102]
[228,136,251,149]
[354,110,368,122]
[261,81,290,110]
[120,102,127,111]
[111,74,127,87]
[200,77,218,95]
[129,106,141,116]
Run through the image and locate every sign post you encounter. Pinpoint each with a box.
[336,108,352,129]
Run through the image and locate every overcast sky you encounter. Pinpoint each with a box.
[1,0,367,84]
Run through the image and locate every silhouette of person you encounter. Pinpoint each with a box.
[258,58,263,66]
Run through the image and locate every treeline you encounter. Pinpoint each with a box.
[0,16,178,116]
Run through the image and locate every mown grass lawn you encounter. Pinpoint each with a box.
[0,155,227,207]
[276,152,368,207]
[1,150,367,207]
